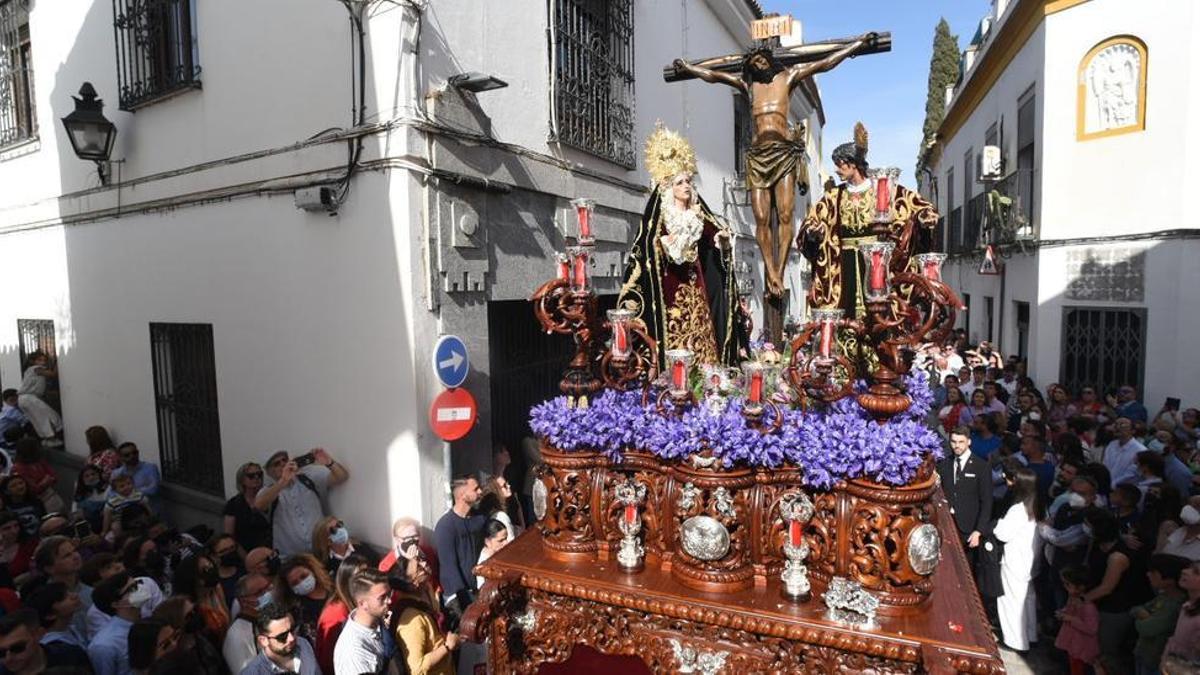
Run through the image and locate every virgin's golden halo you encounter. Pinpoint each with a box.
[644,122,698,187]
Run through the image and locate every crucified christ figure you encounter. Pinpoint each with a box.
[672,32,876,299]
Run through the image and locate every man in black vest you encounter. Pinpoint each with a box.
[937,426,993,566]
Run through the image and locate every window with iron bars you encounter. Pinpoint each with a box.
[149,323,224,496]
[0,0,36,149]
[551,0,635,168]
[733,93,751,180]
[112,0,201,111]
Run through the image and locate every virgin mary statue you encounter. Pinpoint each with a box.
[617,124,747,368]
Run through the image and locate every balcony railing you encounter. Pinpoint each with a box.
[946,168,1037,254]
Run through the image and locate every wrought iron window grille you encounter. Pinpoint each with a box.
[550,0,635,169]
[0,0,37,149]
[112,0,201,111]
[149,323,224,496]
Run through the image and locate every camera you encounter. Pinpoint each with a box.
[294,453,317,468]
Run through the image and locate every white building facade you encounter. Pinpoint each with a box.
[0,0,824,544]
[919,0,1200,408]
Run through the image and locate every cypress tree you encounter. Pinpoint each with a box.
[917,18,960,171]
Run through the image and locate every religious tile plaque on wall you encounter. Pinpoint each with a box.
[1064,247,1145,302]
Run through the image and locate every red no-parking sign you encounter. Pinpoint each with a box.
[429,387,477,441]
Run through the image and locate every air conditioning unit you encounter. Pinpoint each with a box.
[978,145,1002,181]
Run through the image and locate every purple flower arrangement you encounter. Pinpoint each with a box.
[528,371,943,489]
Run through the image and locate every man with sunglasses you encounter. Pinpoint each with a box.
[243,603,320,675]
[111,442,162,515]
[255,448,350,558]
[222,573,273,674]
[0,608,90,675]
[88,572,147,675]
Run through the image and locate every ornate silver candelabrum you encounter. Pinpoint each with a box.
[614,479,648,573]
[779,491,815,602]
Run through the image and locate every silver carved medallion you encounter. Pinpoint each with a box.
[531,480,547,521]
[907,523,941,576]
[680,515,730,561]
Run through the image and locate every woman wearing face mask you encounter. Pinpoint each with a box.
[310,516,375,577]
[276,554,333,642]
[314,553,369,675]
[208,534,243,612]
[173,554,231,645]
[73,465,108,534]
[122,537,168,592]
[1157,496,1200,561]
[152,596,231,675]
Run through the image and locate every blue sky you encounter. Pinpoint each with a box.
[762,0,992,186]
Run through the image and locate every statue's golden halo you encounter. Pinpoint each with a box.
[644,121,698,187]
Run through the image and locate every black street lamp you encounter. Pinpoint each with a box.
[60,82,118,184]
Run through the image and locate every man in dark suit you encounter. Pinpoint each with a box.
[937,426,993,564]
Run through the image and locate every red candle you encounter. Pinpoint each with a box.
[577,204,591,240]
[557,257,570,281]
[749,370,763,403]
[614,322,628,353]
[875,176,890,214]
[573,255,587,290]
[922,260,941,281]
[870,250,886,292]
[819,321,835,358]
[624,503,637,525]
[789,520,802,547]
[672,359,686,390]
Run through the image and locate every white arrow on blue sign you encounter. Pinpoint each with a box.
[433,335,470,389]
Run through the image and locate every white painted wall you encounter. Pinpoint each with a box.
[1,0,826,544]
[928,0,1200,409]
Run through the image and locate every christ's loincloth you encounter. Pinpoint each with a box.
[745,139,803,190]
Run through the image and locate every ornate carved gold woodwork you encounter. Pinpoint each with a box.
[668,463,756,593]
[534,442,941,610]
[470,531,1005,674]
[535,444,603,561]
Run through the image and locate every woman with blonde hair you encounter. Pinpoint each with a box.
[314,552,369,675]
[393,549,459,675]
[275,553,333,642]
[310,515,374,577]
[222,462,270,556]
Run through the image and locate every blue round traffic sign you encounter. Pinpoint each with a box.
[433,335,470,388]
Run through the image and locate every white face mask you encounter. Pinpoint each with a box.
[1182,505,1200,526]
[126,581,154,609]
[291,574,316,597]
[1068,492,1087,509]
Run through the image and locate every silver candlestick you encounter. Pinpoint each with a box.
[779,491,815,602]
[614,479,647,572]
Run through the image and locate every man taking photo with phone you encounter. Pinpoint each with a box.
[255,449,349,557]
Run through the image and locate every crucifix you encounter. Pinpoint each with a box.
[665,18,890,344]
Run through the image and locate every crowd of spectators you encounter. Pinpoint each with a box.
[919,330,1200,673]
[0,397,528,675]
